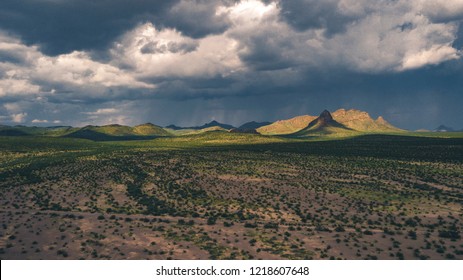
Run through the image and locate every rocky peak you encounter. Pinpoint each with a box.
[318,110,334,124]
[376,116,386,124]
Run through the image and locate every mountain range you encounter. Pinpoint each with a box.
[0,108,459,141]
[433,125,459,132]
[257,109,403,135]
[231,121,272,133]
[63,123,170,141]
[166,120,234,130]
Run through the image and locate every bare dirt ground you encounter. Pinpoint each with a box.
[1,137,462,259]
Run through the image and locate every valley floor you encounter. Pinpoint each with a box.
[0,134,462,259]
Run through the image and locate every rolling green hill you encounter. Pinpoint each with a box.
[257,115,317,135]
[0,128,30,136]
[0,125,78,137]
[83,124,134,136]
[63,123,172,141]
[133,123,172,136]
[165,125,229,136]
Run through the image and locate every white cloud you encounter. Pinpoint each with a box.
[11,112,27,123]
[219,0,462,72]
[75,103,140,126]
[217,0,278,25]
[4,102,21,112]
[31,119,49,123]
[418,0,463,21]
[0,79,41,97]
[34,51,154,88]
[402,44,461,70]
[0,32,154,101]
[322,5,461,72]
[0,0,461,104]
[110,22,243,79]
[85,108,118,115]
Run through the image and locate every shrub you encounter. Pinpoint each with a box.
[223,221,234,227]
[438,228,461,240]
[335,225,345,232]
[207,216,217,225]
[263,222,278,229]
[408,231,417,240]
[244,222,257,228]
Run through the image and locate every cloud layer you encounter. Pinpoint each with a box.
[0,0,462,129]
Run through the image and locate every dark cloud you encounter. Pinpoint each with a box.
[423,4,463,23]
[0,0,179,55]
[0,49,27,64]
[163,0,233,38]
[140,40,198,54]
[3,60,463,129]
[454,22,463,49]
[0,0,462,130]
[110,60,462,130]
[236,33,299,71]
[0,0,233,56]
[278,0,355,35]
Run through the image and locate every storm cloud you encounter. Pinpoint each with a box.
[0,0,462,129]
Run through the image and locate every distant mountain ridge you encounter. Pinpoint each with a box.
[165,120,235,130]
[258,109,403,136]
[434,125,455,132]
[231,121,272,133]
[64,123,171,140]
[1,108,461,141]
[238,121,271,130]
[0,123,172,141]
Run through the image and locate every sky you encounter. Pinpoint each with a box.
[0,0,462,130]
